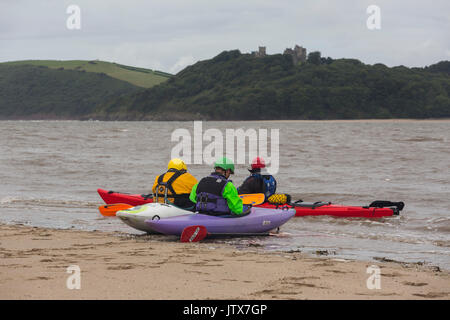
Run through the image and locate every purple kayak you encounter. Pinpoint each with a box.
[145,207,295,236]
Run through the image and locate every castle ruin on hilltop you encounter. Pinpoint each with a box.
[284,45,307,64]
[252,46,267,57]
[251,44,307,65]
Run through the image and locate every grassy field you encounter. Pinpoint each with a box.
[2,60,171,88]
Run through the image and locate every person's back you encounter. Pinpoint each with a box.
[237,174,264,194]
[189,157,243,216]
[152,158,197,209]
[237,157,277,199]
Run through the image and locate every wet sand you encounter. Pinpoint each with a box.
[0,223,448,300]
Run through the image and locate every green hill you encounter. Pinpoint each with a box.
[2,60,171,88]
[1,54,448,120]
[0,64,142,119]
[94,51,450,120]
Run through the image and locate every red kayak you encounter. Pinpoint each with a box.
[258,200,404,218]
[97,188,153,207]
[97,188,403,218]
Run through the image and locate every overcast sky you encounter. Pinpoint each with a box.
[1,0,449,74]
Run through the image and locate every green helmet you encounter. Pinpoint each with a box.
[214,157,235,174]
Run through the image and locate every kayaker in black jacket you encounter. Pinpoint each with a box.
[237,157,277,199]
[189,157,244,215]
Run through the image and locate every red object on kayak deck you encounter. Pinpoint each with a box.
[97,188,153,206]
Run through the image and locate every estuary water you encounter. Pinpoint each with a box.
[0,120,449,269]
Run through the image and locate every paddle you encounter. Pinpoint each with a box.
[180,225,209,242]
[180,225,279,243]
[98,203,133,217]
[239,193,265,205]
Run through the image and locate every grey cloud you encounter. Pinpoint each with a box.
[0,0,448,72]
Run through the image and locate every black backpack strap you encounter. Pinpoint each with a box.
[166,169,186,194]
[157,172,166,185]
[157,169,186,196]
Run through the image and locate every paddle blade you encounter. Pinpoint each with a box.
[98,203,133,217]
[180,225,208,243]
[239,193,265,205]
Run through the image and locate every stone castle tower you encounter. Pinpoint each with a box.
[250,45,307,64]
[252,46,267,57]
[284,45,307,64]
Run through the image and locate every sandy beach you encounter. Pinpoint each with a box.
[0,223,448,300]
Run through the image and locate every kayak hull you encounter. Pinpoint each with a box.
[145,207,295,236]
[98,188,153,206]
[116,203,193,233]
[98,189,397,218]
[258,202,396,218]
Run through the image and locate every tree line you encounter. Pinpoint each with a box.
[1,52,449,120]
[95,50,450,120]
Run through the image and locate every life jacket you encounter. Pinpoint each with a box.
[195,173,231,215]
[243,173,277,199]
[153,169,190,205]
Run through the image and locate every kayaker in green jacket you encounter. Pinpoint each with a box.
[189,157,244,215]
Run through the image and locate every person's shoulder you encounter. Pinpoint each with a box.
[182,171,198,182]
[248,175,261,183]
[152,174,161,188]
[196,175,210,182]
[227,180,239,190]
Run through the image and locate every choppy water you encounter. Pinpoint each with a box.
[0,120,449,270]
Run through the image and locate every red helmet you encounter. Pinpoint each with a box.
[251,157,265,170]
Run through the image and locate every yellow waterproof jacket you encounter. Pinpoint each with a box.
[152,169,198,208]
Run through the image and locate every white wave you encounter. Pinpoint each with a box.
[0,196,21,204]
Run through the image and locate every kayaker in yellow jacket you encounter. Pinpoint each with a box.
[152,158,198,209]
